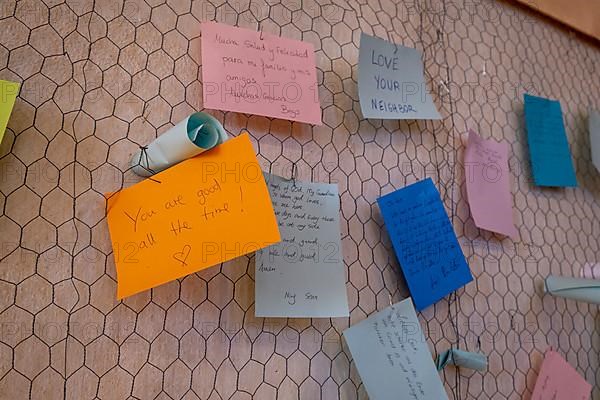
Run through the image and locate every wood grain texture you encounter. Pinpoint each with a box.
[513,0,600,41]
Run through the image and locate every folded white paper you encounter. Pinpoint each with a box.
[130,112,228,176]
[255,173,349,318]
[544,275,600,305]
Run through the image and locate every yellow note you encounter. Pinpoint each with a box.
[0,80,20,144]
[107,131,280,298]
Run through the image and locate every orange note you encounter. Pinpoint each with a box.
[107,132,280,299]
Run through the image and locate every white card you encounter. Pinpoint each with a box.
[343,298,449,400]
[255,173,349,318]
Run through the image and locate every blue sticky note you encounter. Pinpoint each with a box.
[377,178,473,310]
[523,94,577,187]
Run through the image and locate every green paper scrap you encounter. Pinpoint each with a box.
[0,80,19,144]
[436,348,487,372]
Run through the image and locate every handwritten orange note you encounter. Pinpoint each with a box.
[107,132,280,299]
[201,21,321,125]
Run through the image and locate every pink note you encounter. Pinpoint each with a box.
[464,129,518,238]
[580,262,600,279]
[200,22,321,125]
[531,349,591,400]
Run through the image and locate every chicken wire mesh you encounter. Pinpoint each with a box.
[0,0,599,399]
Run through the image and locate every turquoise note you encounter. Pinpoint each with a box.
[524,93,577,187]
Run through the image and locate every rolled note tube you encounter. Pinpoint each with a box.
[544,275,600,305]
[130,112,228,176]
[436,348,487,372]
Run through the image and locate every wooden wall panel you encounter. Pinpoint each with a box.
[514,0,600,41]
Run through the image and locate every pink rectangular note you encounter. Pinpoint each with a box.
[531,349,591,400]
[464,129,518,238]
[200,21,321,125]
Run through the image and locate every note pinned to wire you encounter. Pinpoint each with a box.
[531,348,591,400]
[377,178,473,310]
[106,132,281,299]
[129,112,228,177]
[464,129,518,238]
[255,173,349,318]
[358,32,441,120]
[523,94,577,187]
[0,80,20,144]
[343,298,449,400]
[200,21,321,125]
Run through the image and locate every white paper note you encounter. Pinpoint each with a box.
[255,173,349,318]
[358,33,441,120]
[343,298,449,400]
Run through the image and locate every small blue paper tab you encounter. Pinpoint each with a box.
[377,178,473,310]
[523,93,577,187]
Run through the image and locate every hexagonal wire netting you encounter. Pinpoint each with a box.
[0,0,599,399]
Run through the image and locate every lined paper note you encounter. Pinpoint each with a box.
[255,173,349,317]
[377,178,473,310]
[589,109,600,173]
[358,33,441,120]
[523,94,577,187]
[531,349,591,400]
[343,298,449,400]
[464,129,517,238]
[106,132,280,299]
[201,22,321,125]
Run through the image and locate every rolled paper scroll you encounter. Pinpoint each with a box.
[130,112,228,176]
[544,275,600,305]
[436,348,487,372]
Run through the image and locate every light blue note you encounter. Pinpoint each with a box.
[255,173,349,318]
[358,33,441,120]
[523,93,577,187]
[343,298,449,400]
[377,178,473,310]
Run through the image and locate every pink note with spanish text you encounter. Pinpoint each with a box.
[464,129,517,238]
[531,349,591,400]
[201,21,321,125]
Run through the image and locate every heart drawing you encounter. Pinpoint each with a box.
[173,245,191,267]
